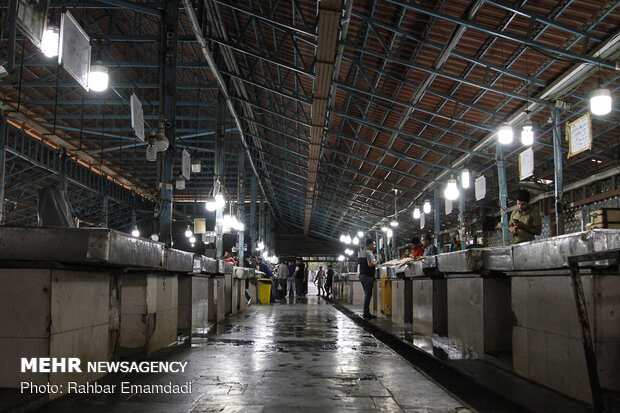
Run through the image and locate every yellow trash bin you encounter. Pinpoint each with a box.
[381,274,392,316]
[258,278,272,304]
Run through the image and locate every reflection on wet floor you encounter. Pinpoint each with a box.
[38,293,470,413]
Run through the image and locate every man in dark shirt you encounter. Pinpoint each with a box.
[325,264,334,297]
[293,258,305,299]
[422,233,438,256]
[359,238,380,319]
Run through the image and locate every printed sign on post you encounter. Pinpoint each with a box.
[181,149,191,180]
[519,147,534,180]
[566,113,592,158]
[475,176,486,201]
[130,93,145,142]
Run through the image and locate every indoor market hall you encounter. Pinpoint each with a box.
[1,0,619,411]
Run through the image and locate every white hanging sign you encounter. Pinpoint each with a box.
[15,0,49,49]
[519,147,534,180]
[130,93,145,142]
[566,113,592,158]
[181,149,191,180]
[420,213,425,229]
[445,198,452,215]
[475,176,486,201]
[59,12,91,91]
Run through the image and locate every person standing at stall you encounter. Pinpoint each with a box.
[276,258,289,299]
[359,238,380,319]
[325,264,334,297]
[421,233,438,256]
[410,237,424,257]
[509,189,542,244]
[293,258,305,300]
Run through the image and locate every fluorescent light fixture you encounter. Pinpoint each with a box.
[413,206,420,219]
[131,226,140,238]
[88,64,109,92]
[590,87,612,116]
[461,169,470,189]
[41,28,59,58]
[423,199,431,214]
[497,122,513,145]
[444,178,459,200]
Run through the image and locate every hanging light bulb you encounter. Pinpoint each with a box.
[444,178,459,200]
[413,206,421,219]
[185,225,192,238]
[191,243,195,248]
[189,236,196,244]
[337,255,345,262]
[214,194,225,209]
[381,225,389,232]
[205,200,216,211]
[41,27,59,58]
[191,158,201,173]
[236,222,245,232]
[461,169,470,189]
[89,64,109,92]
[352,236,359,245]
[423,199,431,214]
[357,231,364,238]
[390,219,398,227]
[175,175,186,190]
[590,81,612,116]
[146,138,157,162]
[344,235,352,244]
[521,118,534,146]
[150,233,159,241]
[131,225,140,238]
[340,234,346,243]
[155,123,169,152]
[386,229,393,238]
[497,122,513,145]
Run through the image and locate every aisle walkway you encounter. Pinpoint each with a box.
[40,294,471,413]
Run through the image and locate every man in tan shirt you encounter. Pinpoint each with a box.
[509,189,542,244]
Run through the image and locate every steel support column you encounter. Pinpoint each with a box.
[496,144,510,245]
[250,175,257,251]
[102,196,109,228]
[0,109,7,224]
[553,107,564,236]
[434,189,440,252]
[458,188,466,250]
[59,149,68,193]
[158,0,178,246]
[259,197,265,248]
[237,150,245,264]
[214,93,226,258]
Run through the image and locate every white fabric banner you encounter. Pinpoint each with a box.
[445,198,452,215]
[420,213,425,229]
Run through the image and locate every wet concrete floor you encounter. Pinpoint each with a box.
[38,292,473,413]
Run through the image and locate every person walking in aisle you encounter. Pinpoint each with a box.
[325,264,334,297]
[360,238,380,319]
[315,265,326,296]
[276,258,289,299]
